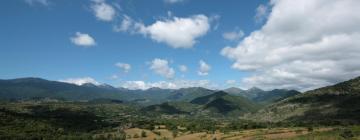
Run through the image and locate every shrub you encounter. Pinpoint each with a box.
[141,131,147,137]
[307,126,313,132]
[340,129,354,139]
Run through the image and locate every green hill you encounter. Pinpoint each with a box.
[224,87,301,104]
[252,89,301,104]
[166,87,214,101]
[248,76,360,124]
[190,91,228,105]
[191,91,260,116]
[142,91,260,116]
[142,102,190,115]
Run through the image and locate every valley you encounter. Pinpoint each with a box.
[0,77,360,139]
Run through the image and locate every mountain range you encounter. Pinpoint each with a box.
[0,77,298,105]
[3,76,360,121]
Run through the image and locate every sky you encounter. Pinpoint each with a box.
[1,0,360,91]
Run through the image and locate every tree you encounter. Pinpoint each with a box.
[307,126,313,132]
[340,129,354,139]
[172,130,178,138]
[141,131,147,137]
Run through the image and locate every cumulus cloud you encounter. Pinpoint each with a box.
[114,14,210,48]
[121,81,149,90]
[221,0,360,91]
[70,32,96,47]
[198,60,211,76]
[115,62,131,73]
[60,77,100,86]
[178,65,188,72]
[223,29,244,41]
[150,58,175,79]
[25,0,49,6]
[121,80,216,90]
[91,0,116,22]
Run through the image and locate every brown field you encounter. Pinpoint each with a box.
[122,127,334,140]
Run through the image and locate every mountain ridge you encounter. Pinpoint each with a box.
[248,76,360,124]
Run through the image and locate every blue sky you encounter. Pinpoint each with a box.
[0,0,266,89]
[1,0,359,91]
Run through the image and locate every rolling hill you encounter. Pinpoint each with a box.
[191,91,260,115]
[142,102,189,115]
[144,91,260,117]
[248,76,360,124]
[166,87,214,101]
[224,87,301,104]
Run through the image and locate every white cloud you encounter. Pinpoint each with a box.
[91,0,116,22]
[221,0,360,91]
[115,62,131,73]
[150,58,175,79]
[145,15,210,48]
[164,0,184,4]
[121,81,149,90]
[70,32,96,47]
[223,29,244,41]
[226,80,236,85]
[121,80,217,90]
[254,4,269,23]
[113,15,133,32]
[178,65,188,72]
[115,14,211,48]
[60,77,100,86]
[198,60,211,76]
[25,0,49,6]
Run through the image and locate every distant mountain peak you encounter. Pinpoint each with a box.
[8,77,48,83]
[147,87,163,90]
[81,83,98,87]
[98,84,116,89]
[247,87,264,92]
[224,87,245,93]
[226,87,243,90]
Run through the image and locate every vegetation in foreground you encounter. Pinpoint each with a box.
[1,100,360,140]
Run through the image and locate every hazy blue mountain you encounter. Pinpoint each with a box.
[0,78,124,101]
[0,78,213,105]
